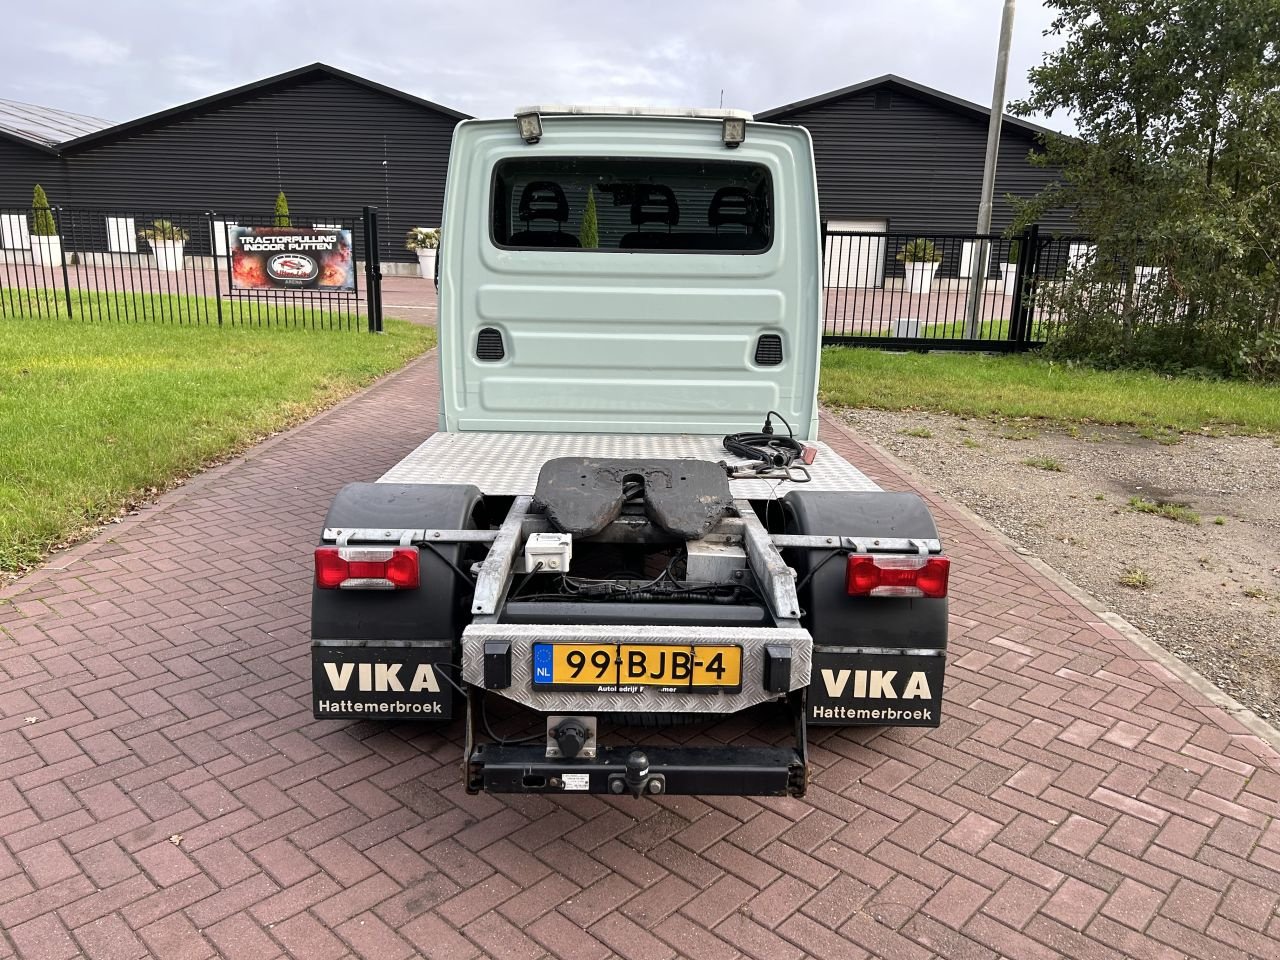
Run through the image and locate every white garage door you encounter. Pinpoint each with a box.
[825,219,888,288]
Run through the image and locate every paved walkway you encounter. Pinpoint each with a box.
[1,354,1278,960]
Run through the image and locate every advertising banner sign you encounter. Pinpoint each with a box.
[230,226,355,291]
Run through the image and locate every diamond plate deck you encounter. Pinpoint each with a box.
[462,623,812,713]
[378,432,879,498]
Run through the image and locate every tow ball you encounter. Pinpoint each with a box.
[609,751,666,798]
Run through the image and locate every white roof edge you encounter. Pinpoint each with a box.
[514,105,753,120]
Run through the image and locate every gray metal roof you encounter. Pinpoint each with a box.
[0,97,112,148]
[58,63,469,151]
[757,74,1058,138]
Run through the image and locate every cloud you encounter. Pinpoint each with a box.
[40,34,129,66]
[161,54,221,74]
[5,1,1069,131]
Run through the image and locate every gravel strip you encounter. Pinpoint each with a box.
[833,407,1280,726]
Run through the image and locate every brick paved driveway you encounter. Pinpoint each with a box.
[2,352,1278,960]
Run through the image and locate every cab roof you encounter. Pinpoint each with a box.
[514,105,753,120]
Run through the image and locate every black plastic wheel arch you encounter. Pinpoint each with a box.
[781,490,948,650]
[311,482,484,644]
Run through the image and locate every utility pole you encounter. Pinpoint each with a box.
[965,0,1017,338]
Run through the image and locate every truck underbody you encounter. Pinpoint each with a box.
[312,433,949,798]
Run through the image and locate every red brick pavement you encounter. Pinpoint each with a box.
[1,352,1278,959]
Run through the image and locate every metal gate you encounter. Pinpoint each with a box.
[821,223,1064,352]
[0,204,385,331]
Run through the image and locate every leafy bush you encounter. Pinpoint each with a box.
[274,191,291,227]
[1010,2,1280,383]
[895,238,941,263]
[31,184,57,236]
[404,227,439,251]
[137,220,190,243]
[1038,248,1280,381]
[1235,330,1280,381]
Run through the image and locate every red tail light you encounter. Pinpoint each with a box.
[314,546,420,590]
[846,555,949,598]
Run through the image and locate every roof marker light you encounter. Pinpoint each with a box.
[722,116,746,148]
[515,111,543,144]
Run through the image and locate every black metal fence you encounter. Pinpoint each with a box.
[0,205,384,331]
[1025,236,1186,329]
[822,224,1100,351]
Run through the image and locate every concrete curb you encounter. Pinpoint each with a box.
[819,409,1280,753]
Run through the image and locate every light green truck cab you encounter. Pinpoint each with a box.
[310,108,950,800]
[436,109,823,439]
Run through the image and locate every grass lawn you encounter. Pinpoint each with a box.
[830,317,1047,342]
[820,348,1280,434]
[4,287,370,329]
[0,310,434,572]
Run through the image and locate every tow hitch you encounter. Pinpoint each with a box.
[465,692,808,798]
[612,751,664,797]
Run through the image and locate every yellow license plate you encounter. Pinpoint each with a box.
[532,643,742,692]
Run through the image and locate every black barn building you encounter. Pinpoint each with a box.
[4,68,1071,271]
[0,98,108,210]
[757,75,1073,237]
[2,64,467,265]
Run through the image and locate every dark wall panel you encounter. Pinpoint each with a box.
[772,87,1076,235]
[61,75,459,261]
[0,139,68,208]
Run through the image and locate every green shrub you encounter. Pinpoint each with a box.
[31,184,57,236]
[1035,254,1280,381]
[1119,566,1153,589]
[895,238,941,263]
[579,187,599,249]
[137,219,190,243]
[274,191,291,227]
[1235,330,1280,381]
[404,227,439,251]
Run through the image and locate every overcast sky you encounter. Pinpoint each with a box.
[2,0,1067,130]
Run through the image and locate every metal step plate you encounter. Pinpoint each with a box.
[463,623,812,713]
[379,432,879,498]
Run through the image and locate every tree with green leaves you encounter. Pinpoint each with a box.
[579,187,599,249]
[1012,0,1280,378]
[274,191,291,227]
[31,184,57,236]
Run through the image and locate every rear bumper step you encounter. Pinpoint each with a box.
[468,744,806,797]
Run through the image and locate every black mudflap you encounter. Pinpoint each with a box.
[312,641,455,720]
[807,648,945,727]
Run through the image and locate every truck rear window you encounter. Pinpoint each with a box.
[491,157,772,253]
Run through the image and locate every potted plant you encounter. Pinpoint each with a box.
[1001,238,1021,296]
[138,219,190,272]
[405,227,440,279]
[274,191,291,227]
[29,184,61,268]
[895,238,941,294]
